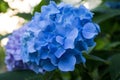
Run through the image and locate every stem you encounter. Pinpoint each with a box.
[46,71,56,80]
[74,49,110,65]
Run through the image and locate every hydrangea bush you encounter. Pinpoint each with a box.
[5,1,100,73]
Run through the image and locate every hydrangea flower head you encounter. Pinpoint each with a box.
[21,1,100,73]
[5,24,29,71]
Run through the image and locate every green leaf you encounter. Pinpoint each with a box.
[54,0,61,3]
[61,72,71,80]
[16,13,32,20]
[32,0,49,14]
[0,33,11,41]
[109,54,120,80]
[93,9,120,23]
[0,45,5,73]
[75,64,93,80]
[92,2,120,23]
[104,42,120,50]
[0,0,9,13]
[83,53,109,64]
[0,70,43,80]
[95,33,113,50]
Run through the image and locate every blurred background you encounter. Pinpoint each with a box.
[0,0,120,80]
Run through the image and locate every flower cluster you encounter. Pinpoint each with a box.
[21,1,100,73]
[5,24,29,71]
[5,1,100,73]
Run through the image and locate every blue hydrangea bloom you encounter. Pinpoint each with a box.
[5,24,29,71]
[20,1,100,73]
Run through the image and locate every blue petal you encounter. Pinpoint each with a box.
[67,28,78,39]
[39,46,49,59]
[36,32,47,44]
[79,5,93,20]
[64,38,74,49]
[74,5,93,20]
[41,59,56,71]
[85,38,96,47]
[75,54,86,64]
[29,63,43,73]
[34,40,47,50]
[41,1,60,16]
[56,36,64,45]
[58,54,76,71]
[29,52,40,64]
[49,54,58,66]
[54,47,65,58]
[37,31,55,44]
[57,2,66,9]
[49,1,60,14]
[94,23,101,33]
[22,48,29,63]
[64,28,78,49]
[27,41,36,53]
[73,17,82,29]
[38,20,49,29]
[48,43,58,52]
[76,32,83,41]
[62,4,72,14]
[44,23,55,32]
[82,23,99,39]
[32,12,41,20]
[56,24,72,37]
[69,49,86,63]
[75,41,88,51]
[48,44,58,66]
[40,53,48,59]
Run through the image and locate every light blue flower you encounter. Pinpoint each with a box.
[20,1,100,73]
[5,24,29,71]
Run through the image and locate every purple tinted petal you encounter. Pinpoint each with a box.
[13,54,21,60]
[27,41,36,53]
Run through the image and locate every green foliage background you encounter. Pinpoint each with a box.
[0,0,120,80]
